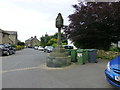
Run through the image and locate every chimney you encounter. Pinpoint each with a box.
[34,36,37,38]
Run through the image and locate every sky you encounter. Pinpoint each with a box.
[0,0,78,42]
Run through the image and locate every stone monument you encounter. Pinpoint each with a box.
[46,13,71,67]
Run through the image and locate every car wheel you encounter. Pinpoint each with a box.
[6,52,10,56]
[13,51,15,54]
[47,50,49,53]
[9,51,13,55]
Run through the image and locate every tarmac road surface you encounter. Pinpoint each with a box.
[2,48,115,88]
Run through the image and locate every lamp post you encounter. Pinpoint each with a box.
[46,13,71,67]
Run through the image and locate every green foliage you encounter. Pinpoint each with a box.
[16,45,24,50]
[11,44,16,48]
[63,2,120,50]
[62,43,67,45]
[34,45,39,47]
[109,47,120,52]
[40,34,51,47]
[16,41,25,50]
[97,50,120,60]
[17,42,25,46]
[40,33,68,47]
[51,43,57,48]
[48,38,57,46]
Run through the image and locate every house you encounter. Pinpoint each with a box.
[25,36,40,48]
[0,29,18,45]
[5,31,17,45]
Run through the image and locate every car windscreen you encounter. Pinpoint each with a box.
[47,46,53,49]
[64,46,73,49]
[39,46,43,48]
[4,45,9,48]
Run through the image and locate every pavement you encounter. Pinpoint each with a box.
[1,48,115,88]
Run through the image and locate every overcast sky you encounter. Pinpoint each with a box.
[0,0,78,42]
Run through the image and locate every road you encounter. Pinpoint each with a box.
[2,48,115,88]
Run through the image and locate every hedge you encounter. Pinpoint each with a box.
[16,45,24,50]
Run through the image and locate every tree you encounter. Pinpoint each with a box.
[63,2,120,50]
[48,38,57,46]
[53,33,68,43]
[40,33,50,47]
[17,41,25,46]
[40,33,68,47]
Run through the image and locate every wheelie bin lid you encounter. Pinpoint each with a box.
[76,49,86,52]
[71,49,77,51]
[87,49,97,52]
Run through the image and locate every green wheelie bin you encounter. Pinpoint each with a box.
[70,49,77,62]
[76,49,89,64]
[83,49,89,62]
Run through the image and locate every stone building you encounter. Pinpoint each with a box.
[25,36,40,48]
[0,29,17,45]
[5,31,17,45]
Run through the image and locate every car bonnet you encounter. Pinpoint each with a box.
[110,55,120,69]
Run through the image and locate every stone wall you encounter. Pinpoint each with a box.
[25,36,40,47]
[25,40,31,47]
[2,34,11,44]
[0,29,17,45]
[31,38,40,46]
[9,34,17,45]
[5,31,17,45]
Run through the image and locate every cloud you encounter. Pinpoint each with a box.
[0,0,78,42]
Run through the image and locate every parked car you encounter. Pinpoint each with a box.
[28,46,33,48]
[34,46,39,50]
[38,46,44,51]
[105,55,120,88]
[44,46,53,53]
[4,44,16,54]
[0,44,10,56]
[62,45,74,49]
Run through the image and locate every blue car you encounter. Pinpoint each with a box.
[105,55,120,88]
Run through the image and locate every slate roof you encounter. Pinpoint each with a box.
[5,31,17,35]
[0,29,9,35]
[25,38,34,42]
[25,36,39,42]
[0,29,17,35]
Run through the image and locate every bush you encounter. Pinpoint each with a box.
[51,43,57,48]
[109,47,120,52]
[62,43,67,45]
[11,44,16,48]
[16,45,24,50]
[97,50,120,60]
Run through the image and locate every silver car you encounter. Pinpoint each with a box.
[38,46,44,51]
[44,46,53,53]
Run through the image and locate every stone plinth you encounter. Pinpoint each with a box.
[47,45,71,67]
